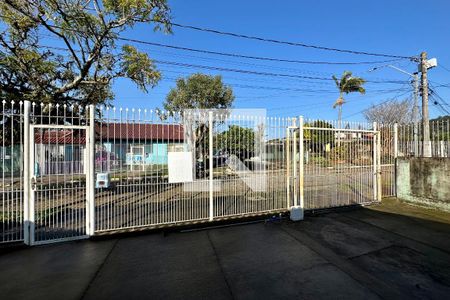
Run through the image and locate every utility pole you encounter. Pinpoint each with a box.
[413,73,419,155]
[369,65,420,154]
[420,51,431,157]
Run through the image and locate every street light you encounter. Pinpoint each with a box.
[369,65,419,124]
[369,65,420,155]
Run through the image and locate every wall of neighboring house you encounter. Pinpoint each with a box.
[99,141,186,172]
[34,144,85,176]
[3,141,186,176]
[0,146,22,175]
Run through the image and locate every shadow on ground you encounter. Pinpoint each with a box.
[0,200,449,300]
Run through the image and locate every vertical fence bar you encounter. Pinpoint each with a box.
[393,123,398,197]
[87,105,95,235]
[292,118,297,208]
[286,125,290,209]
[393,123,398,159]
[377,126,382,202]
[23,101,31,245]
[298,116,304,209]
[372,122,377,202]
[29,123,35,245]
[208,111,214,221]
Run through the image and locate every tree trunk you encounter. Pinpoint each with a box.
[337,93,344,147]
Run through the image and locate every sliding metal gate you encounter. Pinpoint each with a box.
[286,117,382,211]
[0,101,385,246]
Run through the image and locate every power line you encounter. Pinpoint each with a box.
[17,42,411,92]
[116,37,408,65]
[428,85,450,115]
[118,41,415,81]
[168,22,416,59]
[438,64,450,73]
[35,44,409,85]
[0,12,416,59]
[159,68,412,92]
[154,59,409,84]
[429,82,450,107]
[342,89,412,119]
[37,40,410,84]
[430,95,450,114]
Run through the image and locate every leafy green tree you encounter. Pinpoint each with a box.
[304,120,334,152]
[215,125,255,160]
[332,71,366,127]
[163,73,234,111]
[164,73,235,163]
[0,0,171,105]
[430,115,450,141]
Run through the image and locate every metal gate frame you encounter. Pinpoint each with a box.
[23,103,95,245]
[13,101,382,246]
[286,117,382,211]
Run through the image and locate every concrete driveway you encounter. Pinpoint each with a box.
[1,199,449,300]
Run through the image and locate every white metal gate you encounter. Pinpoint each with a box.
[28,125,91,245]
[286,117,381,211]
[0,101,386,246]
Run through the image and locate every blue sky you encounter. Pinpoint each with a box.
[52,1,450,120]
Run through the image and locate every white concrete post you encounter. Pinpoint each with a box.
[413,122,419,156]
[292,118,297,208]
[208,111,214,221]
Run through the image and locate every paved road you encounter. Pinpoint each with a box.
[1,199,449,300]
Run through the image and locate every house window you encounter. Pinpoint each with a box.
[129,145,144,165]
[144,144,153,156]
[131,145,144,155]
[128,145,145,171]
[168,143,184,152]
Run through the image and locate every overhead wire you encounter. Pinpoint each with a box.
[341,89,412,119]
[153,60,409,84]
[168,22,416,59]
[1,11,415,59]
[116,36,410,65]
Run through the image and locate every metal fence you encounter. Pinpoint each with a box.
[29,103,91,244]
[1,100,395,245]
[0,101,24,243]
[379,123,396,197]
[94,110,290,232]
[302,119,380,209]
[397,119,450,158]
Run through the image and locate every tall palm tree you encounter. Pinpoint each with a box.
[332,71,366,128]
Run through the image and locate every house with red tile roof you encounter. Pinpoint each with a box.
[33,123,185,175]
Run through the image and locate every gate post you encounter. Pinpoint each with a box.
[377,125,382,202]
[372,122,377,202]
[208,111,214,221]
[393,123,398,159]
[86,105,95,235]
[292,118,297,208]
[23,100,31,245]
[298,116,304,209]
